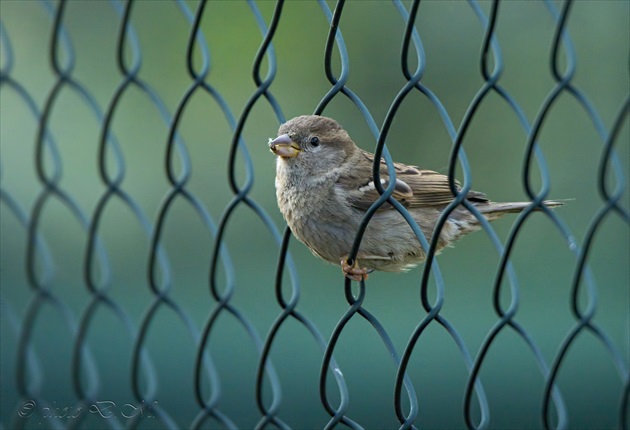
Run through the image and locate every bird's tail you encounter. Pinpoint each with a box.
[478,200,566,221]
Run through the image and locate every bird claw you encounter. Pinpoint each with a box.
[341,257,373,282]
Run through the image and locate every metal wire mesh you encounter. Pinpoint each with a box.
[1,0,628,429]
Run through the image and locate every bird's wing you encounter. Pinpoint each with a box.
[342,151,487,211]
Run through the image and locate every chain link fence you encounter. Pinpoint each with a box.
[1,0,628,429]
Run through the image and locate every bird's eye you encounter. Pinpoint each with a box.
[310,136,320,147]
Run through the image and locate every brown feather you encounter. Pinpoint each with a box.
[346,150,485,211]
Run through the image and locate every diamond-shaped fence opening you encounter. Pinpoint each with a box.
[1,1,628,429]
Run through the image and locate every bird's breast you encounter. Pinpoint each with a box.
[275,174,324,226]
[274,169,353,263]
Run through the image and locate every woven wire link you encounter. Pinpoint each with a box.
[1,0,628,429]
[3,2,112,429]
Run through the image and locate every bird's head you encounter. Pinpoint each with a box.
[269,115,357,176]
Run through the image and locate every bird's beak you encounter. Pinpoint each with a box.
[269,134,301,158]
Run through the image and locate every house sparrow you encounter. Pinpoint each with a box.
[269,115,563,281]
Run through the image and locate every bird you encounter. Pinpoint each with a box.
[268,115,563,281]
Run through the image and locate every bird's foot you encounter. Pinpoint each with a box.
[341,257,373,282]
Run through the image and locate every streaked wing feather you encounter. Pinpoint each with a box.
[346,151,487,211]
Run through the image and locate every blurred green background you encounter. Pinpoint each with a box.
[1,0,628,429]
